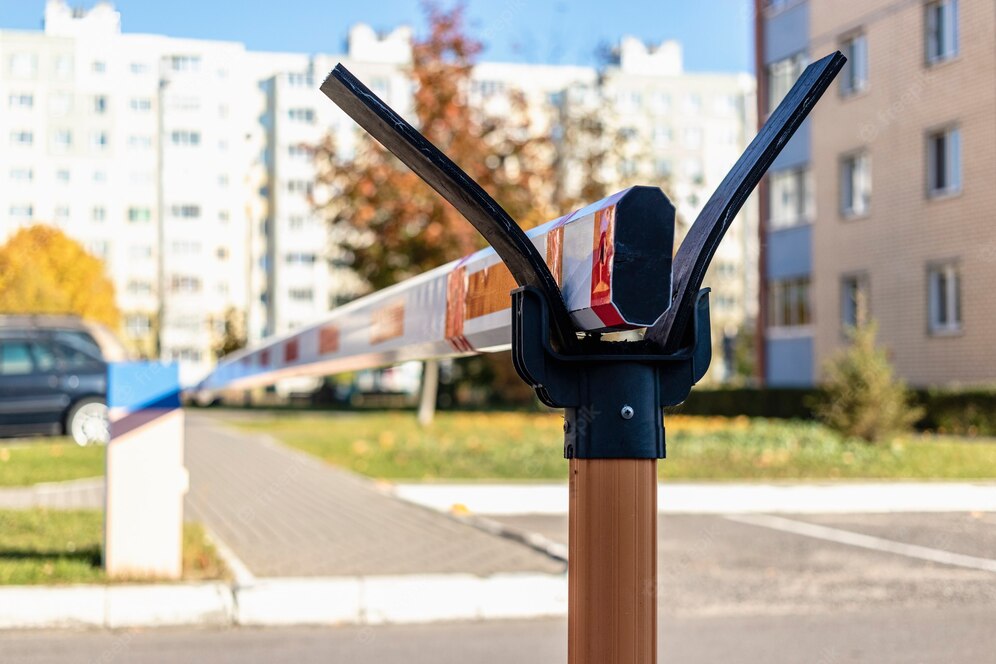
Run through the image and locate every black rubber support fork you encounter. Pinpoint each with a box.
[647,51,847,353]
[321,64,579,353]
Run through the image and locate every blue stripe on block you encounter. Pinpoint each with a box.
[108,362,181,412]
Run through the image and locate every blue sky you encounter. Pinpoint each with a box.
[0,0,755,73]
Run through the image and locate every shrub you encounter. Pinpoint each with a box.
[813,321,922,443]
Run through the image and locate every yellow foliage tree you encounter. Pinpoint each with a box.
[0,225,121,329]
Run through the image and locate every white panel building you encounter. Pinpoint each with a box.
[0,1,756,385]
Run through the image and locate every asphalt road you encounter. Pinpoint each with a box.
[3,511,994,663]
[3,606,995,664]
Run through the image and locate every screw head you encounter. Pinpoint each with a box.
[620,405,634,420]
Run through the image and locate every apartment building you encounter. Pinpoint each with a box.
[602,39,758,381]
[471,41,758,381]
[757,0,995,386]
[0,1,254,384]
[2,1,758,384]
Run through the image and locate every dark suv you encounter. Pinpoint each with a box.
[0,316,124,445]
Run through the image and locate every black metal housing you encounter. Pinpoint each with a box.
[511,286,712,459]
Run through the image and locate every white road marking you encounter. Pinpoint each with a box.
[726,513,996,573]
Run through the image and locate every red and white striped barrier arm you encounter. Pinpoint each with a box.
[197,187,673,392]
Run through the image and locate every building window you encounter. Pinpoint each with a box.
[90,131,109,151]
[654,159,672,178]
[171,240,201,255]
[93,95,108,114]
[170,55,202,72]
[926,0,959,65]
[170,130,201,146]
[92,170,107,183]
[683,94,701,113]
[9,205,33,219]
[129,62,149,74]
[87,241,109,259]
[50,93,72,115]
[130,97,151,112]
[127,207,151,223]
[127,280,153,296]
[56,169,71,183]
[53,130,72,150]
[92,206,106,222]
[287,72,312,87]
[9,168,33,182]
[840,152,871,217]
[9,131,33,147]
[170,275,202,293]
[839,33,868,96]
[54,55,73,78]
[288,144,311,158]
[92,60,106,73]
[841,274,869,329]
[285,253,317,265]
[289,288,314,301]
[55,206,70,221]
[927,126,961,197]
[769,168,813,229]
[128,245,153,260]
[287,108,316,123]
[928,262,961,334]
[287,180,313,195]
[768,277,812,328]
[128,135,152,150]
[683,127,703,149]
[125,316,151,337]
[684,159,704,181]
[170,204,201,219]
[8,93,33,109]
[9,53,37,78]
[767,53,807,110]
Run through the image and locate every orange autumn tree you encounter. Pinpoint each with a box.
[0,224,120,329]
[315,3,555,422]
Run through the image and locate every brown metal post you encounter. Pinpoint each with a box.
[569,458,657,664]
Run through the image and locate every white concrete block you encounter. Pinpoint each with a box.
[235,577,361,626]
[105,583,233,628]
[361,574,483,624]
[0,586,105,629]
[478,573,568,619]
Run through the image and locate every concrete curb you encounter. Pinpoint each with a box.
[0,583,232,630]
[392,481,996,515]
[0,573,567,630]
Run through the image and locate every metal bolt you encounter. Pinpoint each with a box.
[620,405,634,420]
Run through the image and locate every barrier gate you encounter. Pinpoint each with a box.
[197,51,845,664]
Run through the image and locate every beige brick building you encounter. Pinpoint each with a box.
[806,0,996,386]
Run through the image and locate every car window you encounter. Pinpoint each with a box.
[54,342,103,369]
[52,331,103,358]
[30,342,57,372]
[0,341,34,375]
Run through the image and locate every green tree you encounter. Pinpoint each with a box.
[814,320,923,443]
[0,225,120,329]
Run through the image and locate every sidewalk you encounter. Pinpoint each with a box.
[0,477,103,510]
[183,412,561,578]
[0,413,567,629]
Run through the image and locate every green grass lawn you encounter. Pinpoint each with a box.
[0,438,105,487]
[0,509,227,585]
[229,411,996,481]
